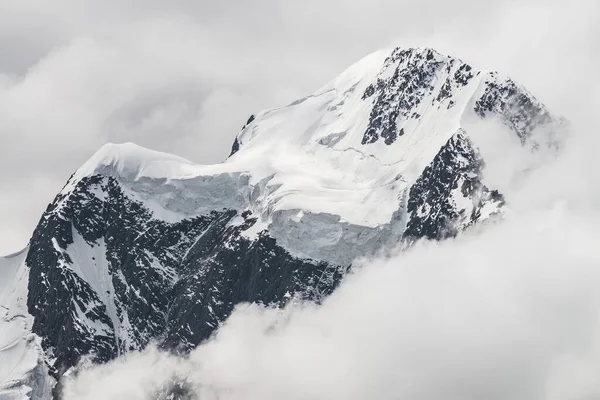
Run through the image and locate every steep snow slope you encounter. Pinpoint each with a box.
[1,47,563,398]
[230,48,558,231]
[0,249,52,399]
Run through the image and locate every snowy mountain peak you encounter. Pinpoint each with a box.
[44,47,563,267]
[1,47,566,399]
[231,46,558,166]
[52,46,562,261]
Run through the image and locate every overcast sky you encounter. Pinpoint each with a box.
[0,0,598,254]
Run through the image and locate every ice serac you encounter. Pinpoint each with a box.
[1,47,563,398]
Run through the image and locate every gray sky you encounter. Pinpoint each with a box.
[0,0,598,254]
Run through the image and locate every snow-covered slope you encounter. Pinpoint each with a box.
[0,47,563,399]
[60,47,561,264]
[0,249,53,399]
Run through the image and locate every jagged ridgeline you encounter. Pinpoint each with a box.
[0,47,563,399]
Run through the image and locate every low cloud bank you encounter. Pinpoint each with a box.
[63,113,600,399]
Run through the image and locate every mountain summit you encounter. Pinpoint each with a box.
[0,47,562,399]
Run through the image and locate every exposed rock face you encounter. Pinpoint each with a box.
[403,130,505,241]
[474,75,555,144]
[26,176,345,378]
[0,47,563,399]
[362,48,457,145]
